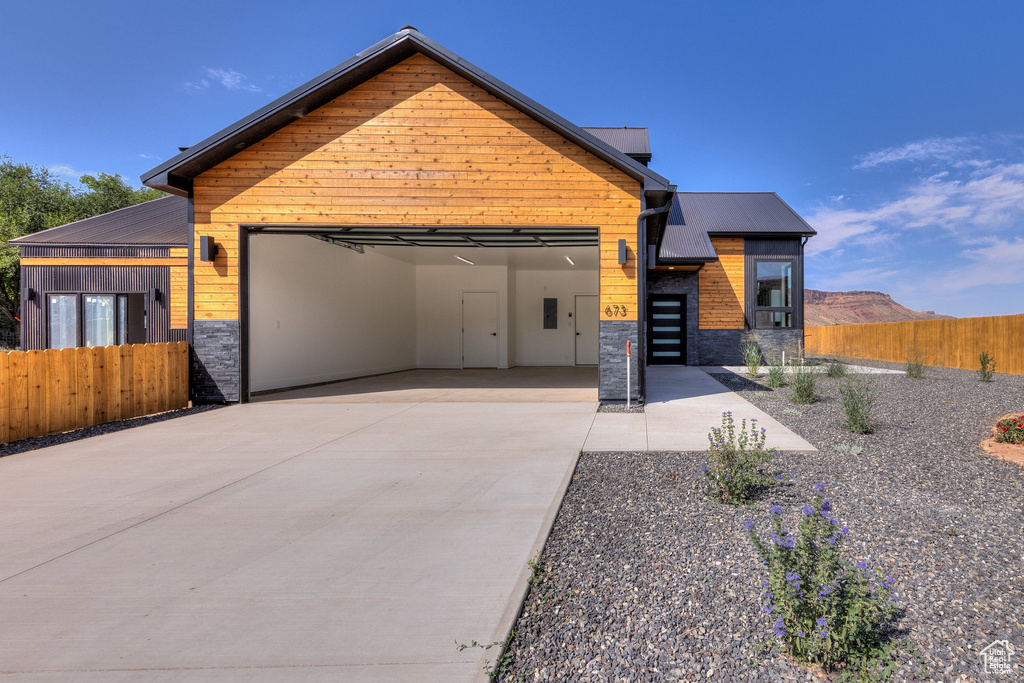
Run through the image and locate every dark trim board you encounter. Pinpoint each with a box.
[238,225,251,403]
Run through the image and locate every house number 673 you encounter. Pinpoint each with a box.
[604,305,628,317]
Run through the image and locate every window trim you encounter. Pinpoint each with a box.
[45,292,145,349]
[752,258,795,329]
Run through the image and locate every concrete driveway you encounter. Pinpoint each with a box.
[0,393,595,682]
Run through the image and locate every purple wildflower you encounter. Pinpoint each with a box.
[816,617,827,627]
[814,482,826,492]
[745,520,755,531]
[857,561,868,570]
[763,603,773,613]
[773,617,785,637]
[819,584,833,596]
[770,505,783,516]
[890,594,899,603]
[802,505,814,516]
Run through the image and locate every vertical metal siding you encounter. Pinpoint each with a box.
[20,246,172,258]
[744,239,804,329]
[21,266,173,349]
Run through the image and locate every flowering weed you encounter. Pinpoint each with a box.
[747,485,901,673]
[701,411,782,504]
[993,413,1024,445]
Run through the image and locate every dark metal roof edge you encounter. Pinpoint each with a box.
[770,192,817,236]
[141,28,670,193]
[704,230,816,238]
[8,196,182,245]
[16,242,185,248]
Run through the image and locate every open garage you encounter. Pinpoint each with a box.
[245,226,600,397]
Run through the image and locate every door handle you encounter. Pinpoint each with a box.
[576,332,580,335]
[490,333,497,336]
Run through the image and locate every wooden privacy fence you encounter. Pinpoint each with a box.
[805,314,1024,375]
[0,341,189,445]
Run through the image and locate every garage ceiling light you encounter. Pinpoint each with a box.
[565,256,575,266]
[455,255,475,265]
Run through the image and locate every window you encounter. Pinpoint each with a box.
[48,295,78,349]
[754,261,793,328]
[47,293,146,349]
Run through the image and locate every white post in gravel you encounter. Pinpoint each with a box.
[626,340,631,409]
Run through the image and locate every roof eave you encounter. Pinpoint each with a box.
[141,28,671,193]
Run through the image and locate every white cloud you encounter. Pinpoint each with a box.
[853,136,978,169]
[186,67,261,93]
[138,153,162,161]
[48,164,96,180]
[805,162,1024,256]
[924,236,1024,293]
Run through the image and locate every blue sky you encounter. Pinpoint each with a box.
[3,1,1023,317]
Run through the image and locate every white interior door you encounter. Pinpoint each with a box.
[462,292,499,368]
[574,294,599,366]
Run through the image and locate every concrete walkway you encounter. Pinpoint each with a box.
[0,399,595,682]
[583,366,817,453]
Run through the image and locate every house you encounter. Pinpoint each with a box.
[13,195,188,349]
[35,26,814,403]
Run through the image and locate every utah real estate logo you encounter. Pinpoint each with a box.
[980,639,1015,675]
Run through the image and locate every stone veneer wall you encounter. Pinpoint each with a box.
[192,320,240,403]
[599,320,639,401]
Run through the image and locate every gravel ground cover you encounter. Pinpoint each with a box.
[0,404,222,458]
[499,364,1023,682]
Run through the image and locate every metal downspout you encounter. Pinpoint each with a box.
[636,192,676,401]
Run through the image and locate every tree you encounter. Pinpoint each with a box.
[0,156,165,342]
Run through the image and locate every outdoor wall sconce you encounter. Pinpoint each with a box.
[199,235,218,262]
[21,287,35,302]
[618,239,627,265]
[149,288,161,303]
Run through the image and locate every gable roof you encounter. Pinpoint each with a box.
[141,27,672,198]
[669,192,817,237]
[581,127,651,164]
[658,192,815,262]
[10,195,187,247]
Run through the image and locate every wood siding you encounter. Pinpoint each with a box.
[169,247,188,329]
[698,238,745,329]
[192,53,642,322]
[0,342,189,445]
[806,315,1024,375]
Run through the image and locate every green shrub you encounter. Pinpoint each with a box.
[765,356,786,388]
[747,485,900,672]
[904,349,925,379]
[839,377,877,434]
[993,413,1024,445]
[978,351,996,382]
[790,364,818,404]
[743,341,763,377]
[825,359,847,378]
[701,411,781,504]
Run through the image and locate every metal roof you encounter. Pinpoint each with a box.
[668,192,817,236]
[141,27,671,197]
[10,195,187,246]
[659,224,717,261]
[580,127,651,162]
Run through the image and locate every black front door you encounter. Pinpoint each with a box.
[647,295,686,365]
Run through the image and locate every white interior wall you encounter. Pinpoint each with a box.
[415,265,510,368]
[514,269,599,366]
[249,235,416,392]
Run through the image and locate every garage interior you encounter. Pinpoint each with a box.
[246,226,600,397]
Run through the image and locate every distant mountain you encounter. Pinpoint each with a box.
[804,290,954,326]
